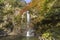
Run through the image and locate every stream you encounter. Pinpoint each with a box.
[0,36,39,40]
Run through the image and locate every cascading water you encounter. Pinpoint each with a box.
[24,0,33,37]
[26,11,30,37]
[26,11,34,37]
[22,0,35,40]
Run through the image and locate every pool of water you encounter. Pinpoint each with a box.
[0,36,39,40]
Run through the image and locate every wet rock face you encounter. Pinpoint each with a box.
[0,29,7,36]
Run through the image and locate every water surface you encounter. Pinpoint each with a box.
[0,36,39,40]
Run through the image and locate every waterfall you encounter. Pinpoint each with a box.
[26,11,34,37]
[21,10,34,37]
[26,11,30,28]
[26,11,30,37]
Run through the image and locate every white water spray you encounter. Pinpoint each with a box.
[26,30,30,37]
